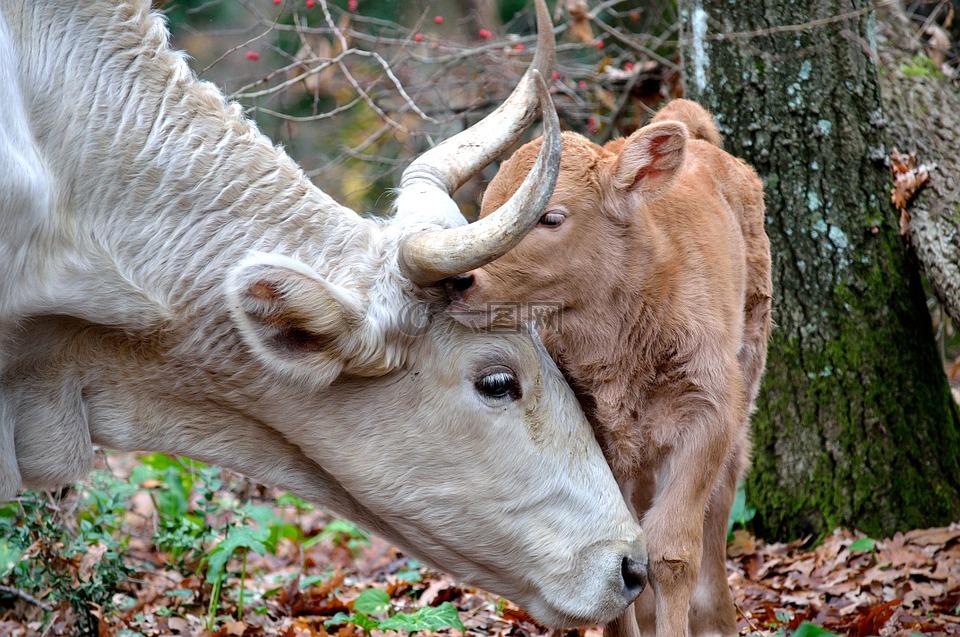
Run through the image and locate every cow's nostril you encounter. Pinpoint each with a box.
[446,273,476,294]
[621,555,647,600]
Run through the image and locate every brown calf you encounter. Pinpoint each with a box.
[447,99,771,637]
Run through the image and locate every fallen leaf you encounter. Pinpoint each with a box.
[78,543,108,583]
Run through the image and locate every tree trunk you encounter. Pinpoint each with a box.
[680,0,960,540]
[876,6,960,324]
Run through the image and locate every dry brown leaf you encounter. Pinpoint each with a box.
[77,542,108,583]
[903,525,960,547]
[418,574,459,606]
[284,622,320,637]
[903,580,944,607]
[167,616,189,633]
[727,530,757,557]
[889,149,932,237]
[924,25,951,66]
[564,0,594,43]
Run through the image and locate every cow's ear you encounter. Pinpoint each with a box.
[227,254,365,385]
[611,121,687,202]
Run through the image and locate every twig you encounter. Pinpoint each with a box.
[246,97,363,122]
[0,584,54,612]
[598,68,643,144]
[198,4,285,76]
[697,5,877,43]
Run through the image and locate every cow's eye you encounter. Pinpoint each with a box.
[475,366,522,402]
[539,211,565,227]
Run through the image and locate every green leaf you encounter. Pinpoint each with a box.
[396,569,423,583]
[205,527,269,583]
[324,611,380,631]
[379,602,465,633]
[353,588,391,615]
[320,519,370,543]
[298,574,328,589]
[791,622,839,637]
[325,612,354,627]
[848,537,875,553]
[276,493,314,511]
[727,482,757,536]
[0,540,23,579]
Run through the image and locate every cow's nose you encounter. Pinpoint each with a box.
[445,273,476,300]
[621,554,647,600]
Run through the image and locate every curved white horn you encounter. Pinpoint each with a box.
[398,0,556,196]
[396,0,559,286]
[398,73,561,285]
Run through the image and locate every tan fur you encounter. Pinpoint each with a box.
[451,99,772,637]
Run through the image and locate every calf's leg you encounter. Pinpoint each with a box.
[688,440,745,636]
[640,405,738,637]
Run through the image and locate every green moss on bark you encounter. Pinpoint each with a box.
[682,0,960,540]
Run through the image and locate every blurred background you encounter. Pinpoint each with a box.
[158,0,682,216]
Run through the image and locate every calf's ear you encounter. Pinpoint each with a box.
[610,121,688,203]
[227,253,365,386]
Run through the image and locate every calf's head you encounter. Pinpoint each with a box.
[447,122,688,327]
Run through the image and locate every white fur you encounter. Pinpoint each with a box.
[0,0,646,627]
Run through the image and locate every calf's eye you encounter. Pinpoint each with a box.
[539,211,565,227]
[475,366,522,402]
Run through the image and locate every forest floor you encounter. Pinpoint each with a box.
[1,456,959,637]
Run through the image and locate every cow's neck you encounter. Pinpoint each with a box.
[4,2,382,330]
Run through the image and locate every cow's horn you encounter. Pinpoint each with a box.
[397,0,559,286]
[398,74,560,285]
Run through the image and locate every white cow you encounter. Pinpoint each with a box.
[0,0,647,627]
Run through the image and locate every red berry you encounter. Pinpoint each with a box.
[246,51,260,60]
[551,71,561,81]
[434,15,443,24]
[595,39,604,49]
[479,28,491,39]
[587,117,599,134]
[348,0,358,10]
[413,33,423,42]
[624,62,634,71]
[305,0,315,7]
[515,43,524,52]
[273,0,281,4]
[577,80,587,89]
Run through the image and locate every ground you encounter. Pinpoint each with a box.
[0,454,958,637]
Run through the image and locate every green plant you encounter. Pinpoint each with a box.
[131,454,221,569]
[899,55,946,79]
[203,525,269,628]
[132,454,308,630]
[325,588,465,634]
[0,476,134,636]
[791,622,839,637]
[727,481,757,539]
[848,536,876,553]
[311,518,371,556]
[0,540,23,579]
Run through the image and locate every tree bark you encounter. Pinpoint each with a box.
[876,5,960,323]
[680,0,960,540]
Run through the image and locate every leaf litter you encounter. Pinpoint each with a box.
[2,457,960,636]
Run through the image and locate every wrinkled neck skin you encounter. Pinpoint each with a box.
[0,2,425,331]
